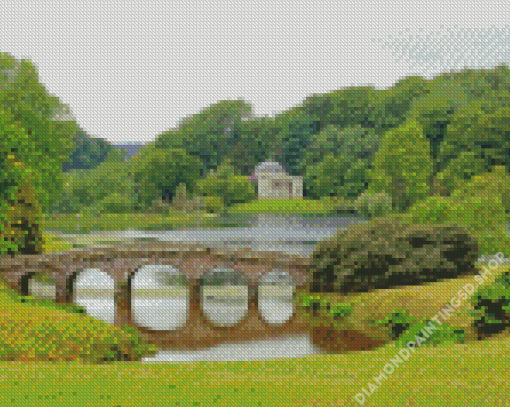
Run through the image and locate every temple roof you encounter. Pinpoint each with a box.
[254,160,285,175]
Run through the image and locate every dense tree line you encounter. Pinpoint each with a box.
[2,49,510,254]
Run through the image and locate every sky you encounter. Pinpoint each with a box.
[1,0,510,144]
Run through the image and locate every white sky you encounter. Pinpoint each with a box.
[1,0,510,144]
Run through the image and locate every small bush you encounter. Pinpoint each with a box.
[309,216,480,294]
[354,192,393,219]
[469,270,510,339]
[373,309,417,340]
[201,196,225,214]
[394,318,466,348]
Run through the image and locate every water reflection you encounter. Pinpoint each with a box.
[201,267,249,326]
[28,275,57,300]
[131,265,189,331]
[73,268,115,324]
[142,333,325,363]
[259,270,296,324]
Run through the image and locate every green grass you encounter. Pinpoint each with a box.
[0,276,158,365]
[225,197,356,214]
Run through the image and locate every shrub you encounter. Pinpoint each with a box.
[372,309,417,340]
[91,193,141,214]
[469,270,510,339]
[394,318,466,348]
[309,216,480,294]
[354,192,393,219]
[194,160,256,207]
[201,196,225,213]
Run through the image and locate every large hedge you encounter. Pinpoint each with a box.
[309,216,480,294]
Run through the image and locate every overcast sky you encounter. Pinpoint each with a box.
[1,0,510,144]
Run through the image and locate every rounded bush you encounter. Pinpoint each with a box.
[309,216,480,294]
[201,195,225,213]
[354,192,393,219]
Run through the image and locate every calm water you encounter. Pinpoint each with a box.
[74,213,368,256]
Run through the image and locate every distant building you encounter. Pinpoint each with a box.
[252,160,303,200]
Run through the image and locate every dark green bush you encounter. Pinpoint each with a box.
[469,270,510,339]
[394,318,466,348]
[309,216,480,294]
[373,309,417,340]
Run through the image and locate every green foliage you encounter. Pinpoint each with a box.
[89,192,141,215]
[303,154,368,200]
[354,192,393,219]
[450,166,510,227]
[434,151,490,196]
[368,121,433,212]
[0,53,77,211]
[201,196,225,214]
[404,167,510,257]
[103,146,128,163]
[46,162,142,214]
[133,146,204,208]
[194,159,256,207]
[272,109,319,176]
[166,99,255,172]
[394,318,466,348]
[469,270,510,338]
[309,217,480,294]
[0,122,44,255]
[372,309,417,340]
[62,130,113,171]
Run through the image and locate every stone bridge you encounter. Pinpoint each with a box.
[0,242,315,351]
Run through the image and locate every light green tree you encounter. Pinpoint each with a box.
[368,121,433,212]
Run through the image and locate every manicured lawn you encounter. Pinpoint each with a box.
[226,197,356,214]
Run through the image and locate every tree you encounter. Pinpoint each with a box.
[132,145,205,208]
[193,159,256,207]
[434,151,490,196]
[62,129,113,171]
[368,121,433,212]
[225,115,282,176]
[271,109,319,177]
[0,108,44,255]
[301,124,381,175]
[303,154,369,200]
[103,146,128,163]
[167,98,255,173]
[0,53,77,211]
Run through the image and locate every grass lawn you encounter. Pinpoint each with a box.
[226,197,356,214]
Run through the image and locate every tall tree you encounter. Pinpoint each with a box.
[62,129,113,171]
[272,109,319,176]
[0,108,44,254]
[368,121,433,212]
[169,99,255,173]
[132,145,205,207]
[0,53,76,210]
